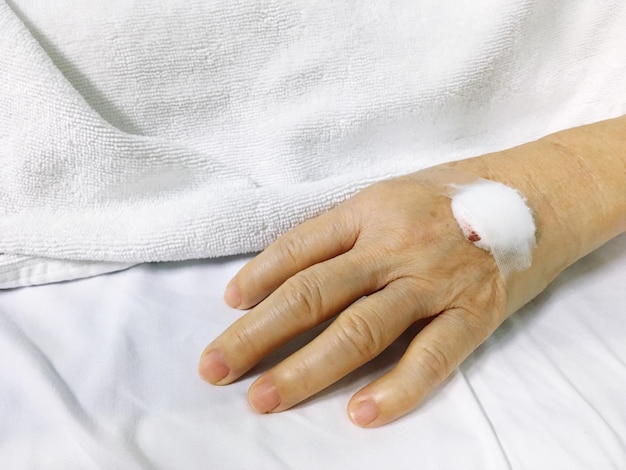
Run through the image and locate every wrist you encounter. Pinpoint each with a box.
[433,116,626,312]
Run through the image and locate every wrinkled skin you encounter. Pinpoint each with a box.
[199,116,626,427]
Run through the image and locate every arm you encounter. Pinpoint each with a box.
[199,115,626,427]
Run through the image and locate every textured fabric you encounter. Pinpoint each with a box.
[1,0,626,287]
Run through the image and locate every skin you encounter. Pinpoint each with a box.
[199,115,626,427]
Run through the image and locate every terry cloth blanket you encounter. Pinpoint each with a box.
[1,0,625,288]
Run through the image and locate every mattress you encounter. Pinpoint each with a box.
[1,233,624,469]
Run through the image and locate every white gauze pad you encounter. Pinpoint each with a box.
[449,179,536,277]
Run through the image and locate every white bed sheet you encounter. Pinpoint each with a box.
[1,234,625,469]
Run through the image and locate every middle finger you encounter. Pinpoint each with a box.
[246,278,434,413]
[199,248,387,385]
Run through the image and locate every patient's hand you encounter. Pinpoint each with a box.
[199,116,626,427]
[202,174,508,426]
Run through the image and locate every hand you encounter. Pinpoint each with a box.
[199,169,509,427]
[199,116,626,427]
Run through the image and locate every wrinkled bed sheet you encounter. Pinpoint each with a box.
[0,234,624,469]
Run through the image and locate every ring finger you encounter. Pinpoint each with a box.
[246,279,435,413]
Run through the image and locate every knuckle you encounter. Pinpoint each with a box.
[335,311,384,359]
[282,273,325,326]
[278,235,307,267]
[413,343,451,384]
[230,326,260,358]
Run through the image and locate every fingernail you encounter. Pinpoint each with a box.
[224,281,241,308]
[249,380,281,413]
[350,400,379,426]
[198,349,230,383]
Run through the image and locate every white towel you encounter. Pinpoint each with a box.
[1,0,625,288]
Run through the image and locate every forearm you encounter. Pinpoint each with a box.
[440,116,626,312]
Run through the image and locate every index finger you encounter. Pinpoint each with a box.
[225,206,359,309]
